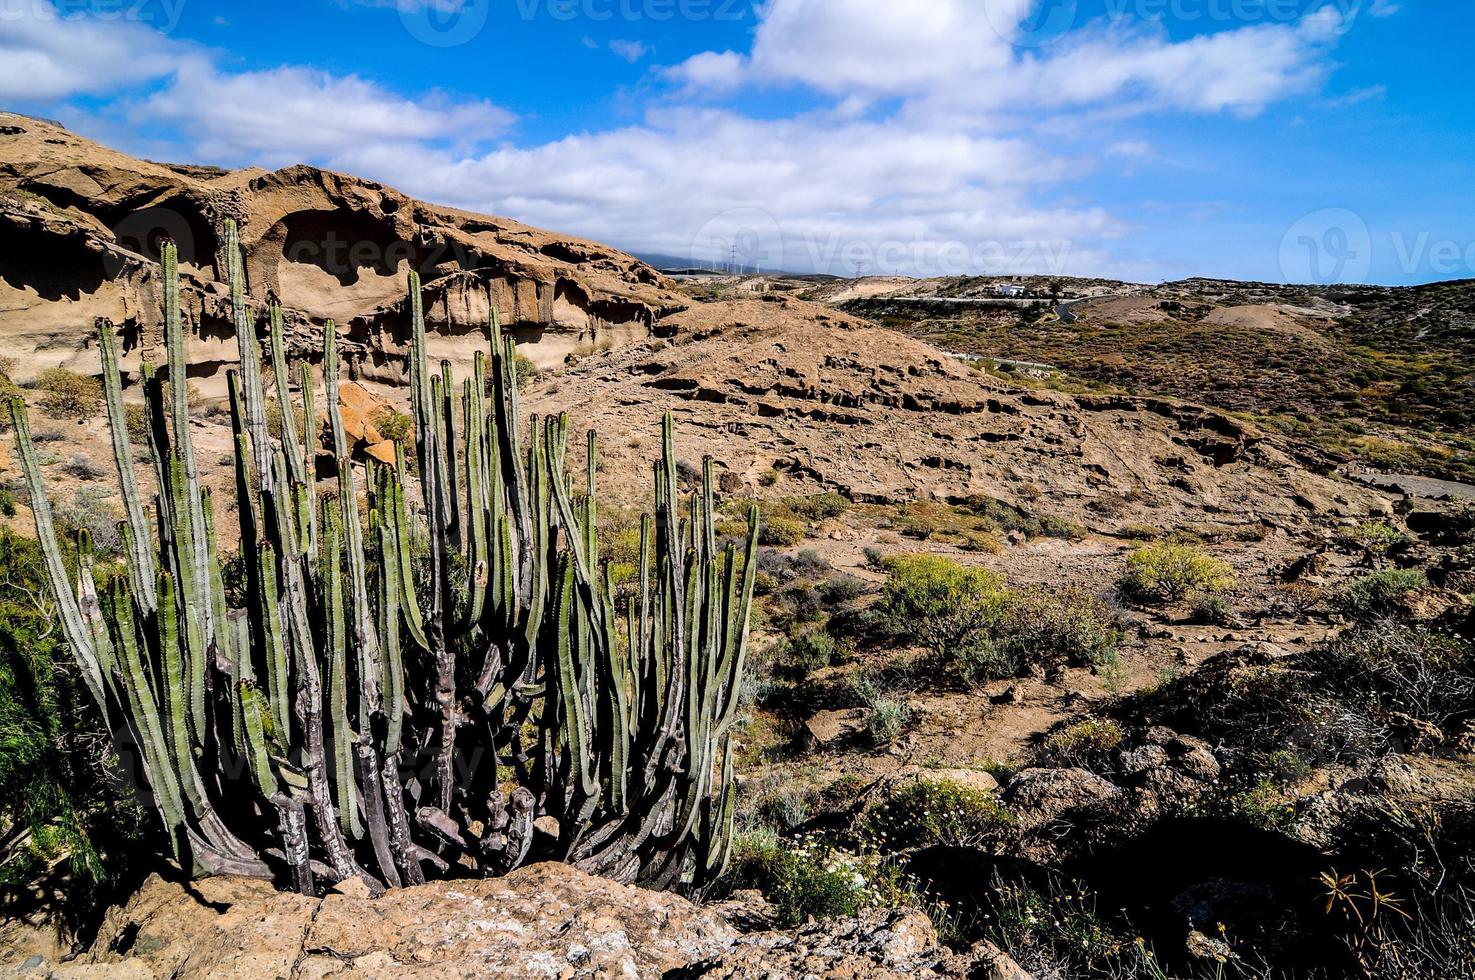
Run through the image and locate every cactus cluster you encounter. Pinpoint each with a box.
[8,220,758,894]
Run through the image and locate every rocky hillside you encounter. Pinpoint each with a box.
[0,112,684,398]
[0,116,1394,542]
[525,296,1389,533]
[5,862,1023,979]
[833,274,1475,485]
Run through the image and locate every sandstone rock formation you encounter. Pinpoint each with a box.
[1,116,1393,540]
[0,112,685,398]
[2,863,1024,979]
[524,297,1392,531]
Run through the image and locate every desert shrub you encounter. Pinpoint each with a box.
[1191,593,1234,626]
[728,829,908,927]
[1120,523,1161,541]
[59,453,106,481]
[264,397,308,443]
[1228,776,1296,831]
[123,402,150,444]
[1340,569,1427,619]
[862,546,886,569]
[780,626,837,675]
[818,573,869,606]
[1306,621,1474,731]
[1039,719,1124,770]
[752,782,811,831]
[0,485,15,517]
[1274,581,1326,618]
[956,495,1087,541]
[51,487,122,556]
[1336,521,1410,565]
[371,406,413,445]
[950,639,1024,686]
[985,880,1151,980]
[1118,543,1233,604]
[0,529,145,918]
[874,555,1008,659]
[36,367,102,419]
[783,492,850,521]
[513,352,537,391]
[0,360,20,432]
[861,777,1013,851]
[850,669,915,748]
[997,585,1122,670]
[760,514,806,546]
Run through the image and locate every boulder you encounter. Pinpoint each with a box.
[1005,768,1121,826]
[4,863,1009,979]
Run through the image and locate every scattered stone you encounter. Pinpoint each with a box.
[1120,744,1169,776]
[985,681,1021,705]
[23,865,1015,980]
[924,767,1001,795]
[804,708,867,747]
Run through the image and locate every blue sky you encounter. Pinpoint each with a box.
[2,0,1471,284]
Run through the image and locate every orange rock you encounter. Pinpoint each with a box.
[364,440,397,466]
[336,381,391,446]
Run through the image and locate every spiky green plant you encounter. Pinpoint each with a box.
[8,221,758,895]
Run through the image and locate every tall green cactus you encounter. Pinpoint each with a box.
[9,231,758,895]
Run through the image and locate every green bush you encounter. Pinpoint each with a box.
[781,626,837,674]
[0,485,15,518]
[36,367,103,419]
[860,777,1013,851]
[728,829,907,927]
[1191,593,1234,626]
[783,492,850,521]
[0,529,143,914]
[998,585,1122,670]
[760,514,806,547]
[265,397,309,443]
[850,669,915,747]
[1039,719,1124,770]
[123,402,151,444]
[1118,543,1233,604]
[874,555,1008,659]
[1336,521,1410,563]
[0,360,21,433]
[1340,569,1428,618]
[513,352,538,391]
[371,406,413,445]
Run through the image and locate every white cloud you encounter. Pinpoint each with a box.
[609,39,649,63]
[332,106,1120,276]
[669,0,1346,117]
[135,63,513,167]
[0,0,1362,279]
[0,1,190,101]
